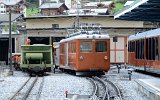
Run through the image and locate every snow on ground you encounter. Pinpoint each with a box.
[0,66,158,100]
[106,65,159,100]
[0,71,29,100]
[40,74,93,100]
[0,71,93,100]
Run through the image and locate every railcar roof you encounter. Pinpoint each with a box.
[21,44,52,46]
[128,28,160,41]
[60,33,110,43]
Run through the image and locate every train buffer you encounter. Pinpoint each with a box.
[136,79,160,100]
[66,94,90,100]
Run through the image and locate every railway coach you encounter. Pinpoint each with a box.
[128,28,160,74]
[59,31,110,75]
[20,44,53,76]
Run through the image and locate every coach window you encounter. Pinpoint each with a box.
[80,42,92,52]
[149,38,152,60]
[71,42,76,53]
[133,41,135,52]
[61,44,65,54]
[152,38,156,60]
[142,39,144,59]
[139,40,141,59]
[155,37,159,60]
[128,41,130,52]
[96,41,107,52]
[138,40,141,59]
[136,41,138,59]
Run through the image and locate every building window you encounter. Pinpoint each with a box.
[52,24,59,28]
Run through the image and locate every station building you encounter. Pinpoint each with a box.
[25,15,156,64]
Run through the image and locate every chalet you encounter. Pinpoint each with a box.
[39,2,69,16]
[0,0,25,14]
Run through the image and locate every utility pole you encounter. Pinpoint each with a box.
[9,9,13,75]
[76,0,80,30]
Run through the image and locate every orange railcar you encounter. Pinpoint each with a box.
[59,31,110,75]
[128,28,160,74]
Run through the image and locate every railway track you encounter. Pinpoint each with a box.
[88,77,109,100]
[104,79,122,100]
[10,76,44,100]
[88,75,123,100]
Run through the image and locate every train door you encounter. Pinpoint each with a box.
[65,43,68,66]
[94,40,109,70]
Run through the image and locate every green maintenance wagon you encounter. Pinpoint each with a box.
[20,44,53,75]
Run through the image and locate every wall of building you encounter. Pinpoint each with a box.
[0,4,6,14]
[26,16,144,29]
[25,16,146,64]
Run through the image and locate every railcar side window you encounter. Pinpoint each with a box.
[155,37,159,60]
[60,44,65,54]
[152,38,155,60]
[136,41,138,59]
[80,42,92,52]
[141,39,144,59]
[70,42,76,53]
[149,38,152,60]
[133,41,135,52]
[96,42,107,52]
[128,41,130,52]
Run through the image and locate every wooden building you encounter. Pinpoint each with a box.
[39,2,69,16]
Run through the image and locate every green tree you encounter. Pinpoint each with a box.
[111,0,125,14]
[12,23,17,32]
[4,25,8,32]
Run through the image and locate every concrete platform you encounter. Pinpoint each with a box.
[136,79,160,100]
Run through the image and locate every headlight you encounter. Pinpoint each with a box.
[104,56,107,60]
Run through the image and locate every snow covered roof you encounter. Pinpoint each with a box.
[146,28,160,38]
[128,28,160,41]
[39,2,63,9]
[60,31,110,43]
[0,0,22,5]
[92,9,108,13]
[84,1,113,7]
[0,14,22,22]
[124,1,134,6]
[66,8,108,15]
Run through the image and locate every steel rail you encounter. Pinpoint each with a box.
[36,77,45,100]
[86,77,97,98]
[10,77,31,100]
[105,79,123,100]
[22,76,38,100]
[94,77,109,100]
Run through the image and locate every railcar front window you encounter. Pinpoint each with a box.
[80,42,92,52]
[96,42,107,52]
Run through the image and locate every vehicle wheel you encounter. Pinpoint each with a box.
[29,72,32,76]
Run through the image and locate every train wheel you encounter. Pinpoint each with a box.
[21,69,25,72]
[29,71,32,76]
[42,72,44,76]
